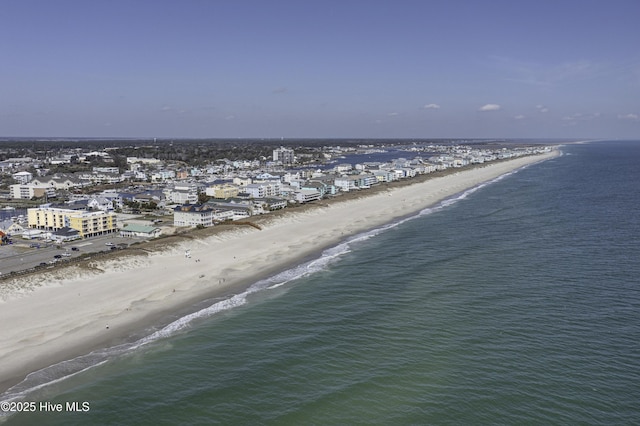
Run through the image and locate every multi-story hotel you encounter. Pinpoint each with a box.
[27,207,118,238]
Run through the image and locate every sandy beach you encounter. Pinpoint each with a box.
[0,149,559,394]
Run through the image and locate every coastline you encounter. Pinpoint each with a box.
[0,149,560,396]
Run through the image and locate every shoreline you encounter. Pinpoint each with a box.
[0,149,560,396]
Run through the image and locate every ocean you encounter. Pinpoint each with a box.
[2,140,640,425]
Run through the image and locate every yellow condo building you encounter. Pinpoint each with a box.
[205,183,240,199]
[27,207,118,238]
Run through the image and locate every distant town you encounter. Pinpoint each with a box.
[0,139,552,248]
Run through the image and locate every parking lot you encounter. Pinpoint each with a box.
[0,234,149,276]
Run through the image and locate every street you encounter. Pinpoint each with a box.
[0,234,147,276]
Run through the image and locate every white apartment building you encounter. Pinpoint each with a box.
[272,147,294,165]
[12,171,33,184]
[173,205,246,227]
[9,184,55,200]
[164,184,198,204]
[151,170,176,182]
[243,182,281,198]
[294,189,321,203]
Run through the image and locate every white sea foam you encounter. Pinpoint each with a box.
[0,165,530,407]
[135,293,249,346]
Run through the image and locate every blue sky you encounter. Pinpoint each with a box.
[2,0,639,139]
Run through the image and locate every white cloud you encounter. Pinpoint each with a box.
[536,105,549,113]
[422,103,441,110]
[618,113,639,121]
[387,112,399,117]
[479,104,501,112]
[160,105,172,111]
[514,115,525,120]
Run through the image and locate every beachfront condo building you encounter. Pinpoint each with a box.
[27,207,118,238]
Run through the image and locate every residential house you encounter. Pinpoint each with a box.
[233,176,252,187]
[355,173,377,189]
[335,174,377,192]
[30,173,85,190]
[205,199,252,220]
[282,171,302,183]
[294,188,322,204]
[48,155,74,165]
[93,166,120,174]
[0,219,14,234]
[77,171,122,185]
[99,190,124,210]
[6,221,25,235]
[261,197,287,210]
[50,227,81,243]
[151,170,176,182]
[399,168,417,178]
[173,204,227,227]
[335,163,353,173]
[0,219,24,236]
[87,196,114,211]
[254,172,283,183]
[164,184,198,204]
[334,176,358,192]
[244,182,281,198]
[122,170,148,181]
[174,204,209,227]
[302,181,331,198]
[133,193,162,205]
[372,170,396,183]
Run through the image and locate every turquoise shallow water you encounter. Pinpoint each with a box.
[3,141,640,425]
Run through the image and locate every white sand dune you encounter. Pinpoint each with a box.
[0,150,559,393]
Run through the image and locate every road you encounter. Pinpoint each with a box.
[0,234,146,276]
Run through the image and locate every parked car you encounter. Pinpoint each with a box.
[105,242,114,246]
[29,243,40,248]
[53,254,62,259]
[71,247,79,251]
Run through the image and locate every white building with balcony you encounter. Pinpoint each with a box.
[12,171,33,184]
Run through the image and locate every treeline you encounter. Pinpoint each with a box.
[0,137,448,166]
